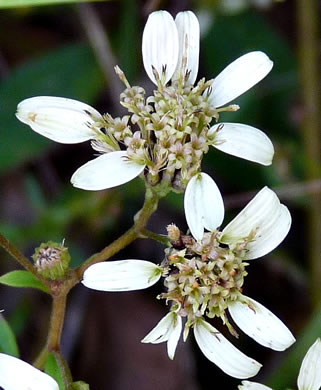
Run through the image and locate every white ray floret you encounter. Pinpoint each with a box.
[0,353,59,390]
[194,319,262,379]
[142,10,179,85]
[16,96,101,144]
[209,123,274,166]
[172,11,200,84]
[184,172,224,241]
[229,296,295,351]
[82,259,162,292]
[208,51,274,108]
[142,311,182,360]
[297,338,321,390]
[220,187,291,259]
[239,381,272,390]
[71,151,145,191]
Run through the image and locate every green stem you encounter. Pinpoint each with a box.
[52,350,73,390]
[0,232,50,287]
[297,0,321,306]
[139,228,171,246]
[77,188,159,277]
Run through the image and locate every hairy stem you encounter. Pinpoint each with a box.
[47,294,67,351]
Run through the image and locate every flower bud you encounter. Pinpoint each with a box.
[166,224,181,246]
[32,241,71,280]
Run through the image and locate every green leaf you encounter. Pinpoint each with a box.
[0,315,20,357]
[0,0,107,8]
[45,353,65,390]
[0,270,49,293]
[0,43,104,175]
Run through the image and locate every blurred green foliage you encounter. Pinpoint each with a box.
[0,315,19,356]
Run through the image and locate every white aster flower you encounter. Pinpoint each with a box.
[142,10,274,166]
[82,185,294,379]
[17,10,274,194]
[239,338,321,390]
[0,353,59,390]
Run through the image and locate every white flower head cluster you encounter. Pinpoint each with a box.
[12,7,295,384]
[16,10,273,196]
[240,338,321,390]
[82,186,295,379]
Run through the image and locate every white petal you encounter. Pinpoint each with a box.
[142,11,179,85]
[172,11,200,84]
[142,312,182,360]
[16,96,101,144]
[0,353,59,390]
[194,319,262,379]
[71,151,145,191]
[297,338,321,390]
[239,381,273,390]
[221,187,291,259]
[229,296,295,351]
[184,173,224,241]
[209,123,274,166]
[82,259,162,291]
[209,51,273,108]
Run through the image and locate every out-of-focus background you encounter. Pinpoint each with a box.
[0,0,320,389]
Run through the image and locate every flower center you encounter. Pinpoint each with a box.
[87,67,240,196]
[160,231,249,336]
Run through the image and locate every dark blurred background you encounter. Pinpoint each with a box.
[0,0,321,389]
